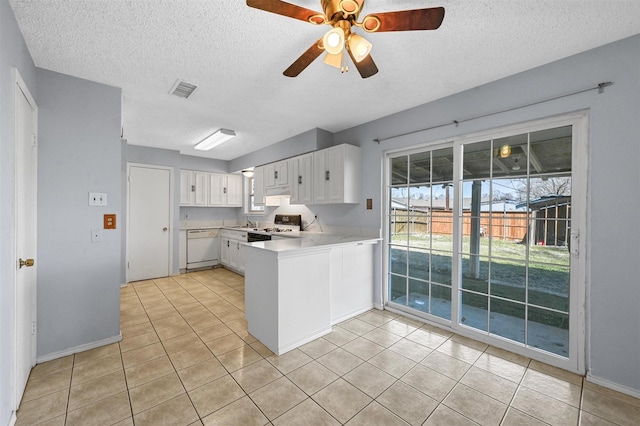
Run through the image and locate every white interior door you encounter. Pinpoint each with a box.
[127,165,172,282]
[14,70,38,407]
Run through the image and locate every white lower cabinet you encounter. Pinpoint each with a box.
[329,243,375,324]
[220,229,247,274]
[244,240,377,355]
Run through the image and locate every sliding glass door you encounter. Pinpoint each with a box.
[388,148,454,321]
[386,115,586,371]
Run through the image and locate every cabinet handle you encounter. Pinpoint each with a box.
[325,170,330,181]
[298,175,302,184]
[191,185,195,192]
[237,242,239,249]
[275,170,278,179]
[223,187,227,194]
[227,241,230,247]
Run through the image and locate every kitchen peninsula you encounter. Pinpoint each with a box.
[244,234,380,355]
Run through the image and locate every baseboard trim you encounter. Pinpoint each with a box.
[36,332,122,364]
[586,373,640,399]
[7,411,16,426]
[120,282,128,288]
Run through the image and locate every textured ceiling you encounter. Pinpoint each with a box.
[9,0,640,161]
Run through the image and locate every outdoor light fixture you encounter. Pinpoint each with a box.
[512,158,521,171]
[194,129,236,151]
[242,168,255,178]
[347,33,372,62]
[499,144,512,158]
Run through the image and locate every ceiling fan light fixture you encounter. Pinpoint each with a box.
[194,128,236,151]
[323,27,345,55]
[348,34,372,62]
[323,50,343,69]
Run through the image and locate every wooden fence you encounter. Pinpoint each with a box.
[390,209,529,242]
[391,207,570,246]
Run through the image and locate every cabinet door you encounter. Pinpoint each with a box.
[290,154,313,205]
[275,160,289,187]
[220,238,230,265]
[237,241,245,272]
[313,150,328,204]
[194,171,208,206]
[225,174,243,207]
[180,170,195,205]
[208,173,225,206]
[327,146,345,203]
[299,154,313,204]
[264,163,276,188]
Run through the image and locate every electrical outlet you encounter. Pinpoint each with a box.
[89,192,107,206]
[91,229,102,243]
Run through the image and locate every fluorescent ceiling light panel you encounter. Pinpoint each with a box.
[194,128,236,150]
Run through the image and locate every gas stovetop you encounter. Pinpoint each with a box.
[249,226,298,235]
[247,214,302,235]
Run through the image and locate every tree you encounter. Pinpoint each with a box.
[525,177,571,198]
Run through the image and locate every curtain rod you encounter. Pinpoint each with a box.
[373,81,612,144]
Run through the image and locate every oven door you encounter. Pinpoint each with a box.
[247,232,272,243]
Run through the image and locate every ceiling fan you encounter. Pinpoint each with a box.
[246,0,445,78]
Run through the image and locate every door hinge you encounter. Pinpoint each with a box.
[31,321,36,335]
[32,134,37,147]
[127,262,130,269]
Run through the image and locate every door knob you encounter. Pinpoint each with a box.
[19,258,34,268]
[163,227,168,231]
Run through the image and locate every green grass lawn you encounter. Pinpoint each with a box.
[390,233,571,325]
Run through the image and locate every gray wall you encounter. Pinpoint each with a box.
[36,69,122,358]
[229,128,333,173]
[332,35,640,393]
[0,0,37,422]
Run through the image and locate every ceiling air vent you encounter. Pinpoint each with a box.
[169,80,197,98]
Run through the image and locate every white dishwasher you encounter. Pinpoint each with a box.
[187,229,220,270]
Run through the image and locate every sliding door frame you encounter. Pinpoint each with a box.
[382,111,588,374]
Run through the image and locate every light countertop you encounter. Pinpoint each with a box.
[245,233,381,254]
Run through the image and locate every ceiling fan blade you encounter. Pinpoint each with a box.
[283,39,324,77]
[246,0,323,24]
[347,49,378,79]
[363,7,445,32]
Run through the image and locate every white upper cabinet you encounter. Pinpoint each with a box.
[208,173,242,207]
[180,169,242,207]
[194,171,208,206]
[180,170,195,206]
[290,153,313,205]
[225,174,243,207]
[264,159,289,189]
[313,144,361,204]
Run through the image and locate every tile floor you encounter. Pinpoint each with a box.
[16,268,640,425]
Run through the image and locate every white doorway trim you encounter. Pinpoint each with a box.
[13,67,38,412]
[126,163,174,283]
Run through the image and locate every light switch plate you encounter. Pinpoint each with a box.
[89,192,107,206]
